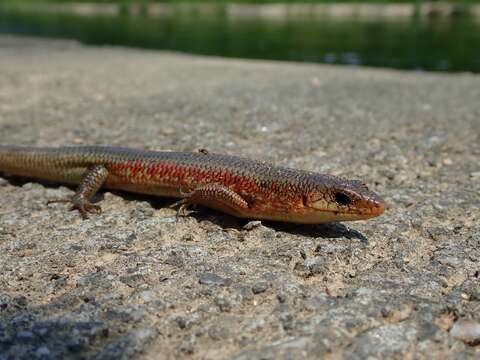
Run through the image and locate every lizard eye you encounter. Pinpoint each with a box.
[335,192,352,206]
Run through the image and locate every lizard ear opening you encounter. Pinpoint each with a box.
[334,192,352,206]
[302,195,309,207]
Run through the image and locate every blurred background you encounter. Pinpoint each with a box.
[0,0,479,73]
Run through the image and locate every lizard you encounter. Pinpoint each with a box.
[0,145,385,224]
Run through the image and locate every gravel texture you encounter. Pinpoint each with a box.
[0,35,479,359]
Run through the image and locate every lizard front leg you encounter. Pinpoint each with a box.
[171,183,250,218]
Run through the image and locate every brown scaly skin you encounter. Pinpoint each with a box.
[0,146,385,223]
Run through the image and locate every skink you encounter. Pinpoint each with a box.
[0,146,385,223]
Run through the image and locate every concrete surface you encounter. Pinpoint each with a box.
[0,35,479,359]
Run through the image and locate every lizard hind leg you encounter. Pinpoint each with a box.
[48,165,109,219]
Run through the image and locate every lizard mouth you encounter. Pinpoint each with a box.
[308,195,386,219]
[353,197,386,216]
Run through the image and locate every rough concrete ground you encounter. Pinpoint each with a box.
[0,35,479,359]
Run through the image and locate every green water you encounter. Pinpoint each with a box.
[1,8,479,72]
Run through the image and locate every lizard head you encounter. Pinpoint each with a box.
[298,176,386,223]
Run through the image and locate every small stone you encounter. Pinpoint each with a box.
[450,319,480,345]
[13,296,28,307]
[35,346,51,357]
[215,295,233,312]
[277,292,288,303]
[139,291,155,302]
[32,326,49,337]
[207,231,231,244]
[235,285,254,301]
[208,325,229,340]
[178,340,195,354]
[244,317,266,333]
[464,287,480,301]
[303,293,335,311]
[181,233,194,242]
[293,258,326,278]
[279,312,295,331]
[198,273,232,286]
[243,221,262,230]
[442,158,453,166]
[175,314,199,330]
[16,330,35,342]
[67,337,88,352]
[252,281,269,294]
[427,226,449,241]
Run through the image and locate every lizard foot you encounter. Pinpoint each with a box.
[48,196,102,219]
